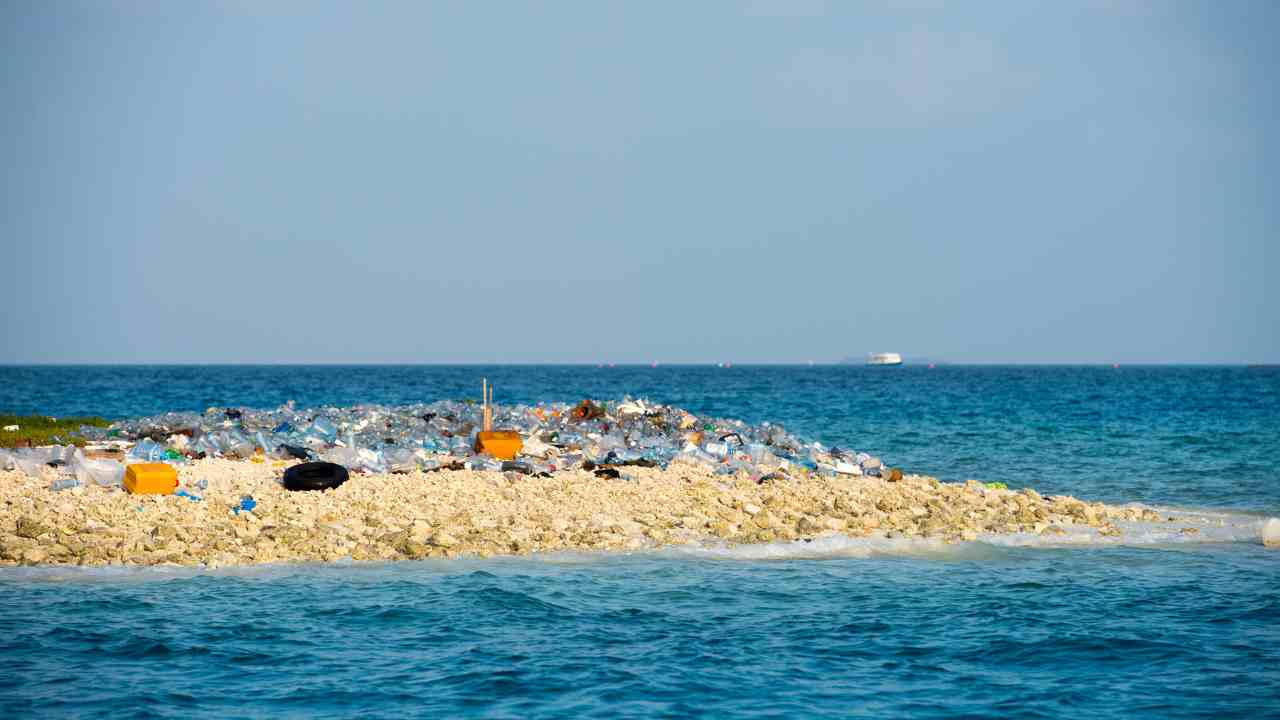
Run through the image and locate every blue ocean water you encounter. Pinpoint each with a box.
[2,365,1278,717]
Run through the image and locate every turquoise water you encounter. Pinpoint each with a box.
[1,365,1278,717]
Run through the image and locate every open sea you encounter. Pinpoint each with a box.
[1,365,1277,718]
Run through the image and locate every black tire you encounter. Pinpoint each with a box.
[283,461,349,491]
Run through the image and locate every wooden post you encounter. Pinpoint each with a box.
[482,378,493,432]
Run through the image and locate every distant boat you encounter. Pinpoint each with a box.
[867,352,903,366]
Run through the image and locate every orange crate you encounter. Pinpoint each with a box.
[124,463,178,495]
[474,431,523,460]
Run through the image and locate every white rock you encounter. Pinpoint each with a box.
[409,521,433,543]
[22,547,49,563]
[429,531,458,548]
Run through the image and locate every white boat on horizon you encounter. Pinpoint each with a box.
[867,352,903,366]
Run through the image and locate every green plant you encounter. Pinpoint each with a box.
[0,414,111,448]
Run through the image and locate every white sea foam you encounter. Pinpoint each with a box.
[1262,517,1280,547]
[659,533,956,561]
[645,507,1279,562]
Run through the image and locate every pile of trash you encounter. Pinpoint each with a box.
[0,398,895,490]
[0,444,127,491]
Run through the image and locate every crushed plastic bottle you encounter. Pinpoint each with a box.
[254,431,275,455]
[128,438,166,462]
[311,417,338,443]
[75,457,126,487]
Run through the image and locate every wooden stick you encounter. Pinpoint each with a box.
[483,379,493,432]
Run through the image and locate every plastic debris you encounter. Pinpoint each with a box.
[45,395,900,482]
[474,379,523,459]
[280,444,312,461]
[3,445,124,489]
[128,438,166,462]
[124,463,178,495]
[76,457,126,487]
[232,495,256,515]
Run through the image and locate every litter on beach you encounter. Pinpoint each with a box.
[1,390,1269,569]
[123,463,178,495]
[1,396,900,490]
[473,379,523,460]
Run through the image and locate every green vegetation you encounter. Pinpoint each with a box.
[0,414,111,448]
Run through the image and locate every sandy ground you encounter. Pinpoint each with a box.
[0,457,1188,567]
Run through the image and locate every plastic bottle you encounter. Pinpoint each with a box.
[255,431,276,455]
[311,417,338,443]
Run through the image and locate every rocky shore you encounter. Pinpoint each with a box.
[0,458,1184,568]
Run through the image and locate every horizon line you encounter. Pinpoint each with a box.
[1,362,1274,368]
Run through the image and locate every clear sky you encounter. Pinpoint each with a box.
[2,0,1276,364]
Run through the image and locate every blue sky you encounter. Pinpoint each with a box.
[2,0,1276,363]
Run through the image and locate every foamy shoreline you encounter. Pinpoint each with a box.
[4,457,1237,568]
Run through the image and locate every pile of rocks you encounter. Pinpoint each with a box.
[0,458,1174,567]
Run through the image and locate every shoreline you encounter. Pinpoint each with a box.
[0,458,1218,568]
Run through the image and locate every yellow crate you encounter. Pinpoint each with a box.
[124,463,178,495]
[474,431,523,460]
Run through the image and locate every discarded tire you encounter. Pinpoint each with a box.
[282,461,349,492]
